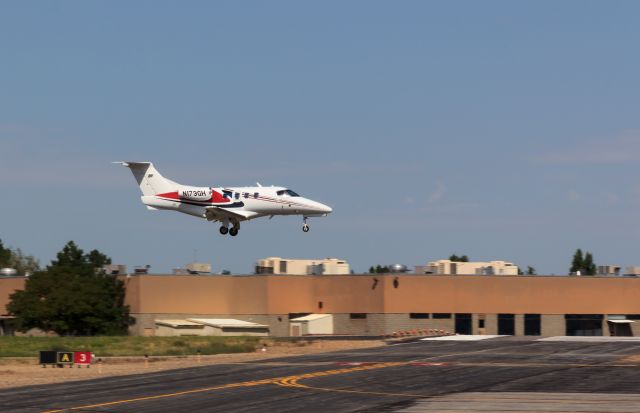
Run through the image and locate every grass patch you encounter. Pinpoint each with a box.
[0,336,263,357]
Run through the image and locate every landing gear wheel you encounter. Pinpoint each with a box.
[229,227,239,237]
[219,226,229,235]
[302,224,310,233]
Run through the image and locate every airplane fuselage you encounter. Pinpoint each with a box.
[143,186,331,220]
[116,161,332,236]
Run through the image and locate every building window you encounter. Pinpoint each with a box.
[626,314,640,320]
[478,319,485,329]
[432,313,451,319]
[279,261,287,273]
[565,314,603,336]
[524,314,541,336]
[409,313,430,319]
[350,313,367,319]
[498,314,515,335]
[255,266,273,274]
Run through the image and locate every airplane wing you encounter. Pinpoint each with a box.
[204,207,259,222]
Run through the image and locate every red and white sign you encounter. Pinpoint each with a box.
[74,351,92,365]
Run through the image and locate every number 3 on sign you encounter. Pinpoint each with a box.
[74,351,92,365]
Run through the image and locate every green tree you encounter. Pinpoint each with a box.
[0,239,11,267]
[86,249,112,270]
[449,254,469,262]
[369,265,391,273]
[569,248,596,275]
[570,249,584,274]
[8,241,131,336]
[526,266,536,275]
[583,252,596,275]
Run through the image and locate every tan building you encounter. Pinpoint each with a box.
[4,274,640,338]
[255,257,350,275]
[416,259,519,275]
[597,265,622,276]
[625,266,640,276]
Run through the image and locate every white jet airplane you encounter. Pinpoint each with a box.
[115,162,332,236]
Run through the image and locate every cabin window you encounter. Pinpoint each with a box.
[244,193,249,198]
[235,193,240,200]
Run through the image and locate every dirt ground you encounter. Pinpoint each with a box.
[0,340,385,389]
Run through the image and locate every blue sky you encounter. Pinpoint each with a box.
[1,1,639,274]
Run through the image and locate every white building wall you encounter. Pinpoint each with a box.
[256,257,350,275]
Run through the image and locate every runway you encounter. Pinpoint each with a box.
[2,337,640,412]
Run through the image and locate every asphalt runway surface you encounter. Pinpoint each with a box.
[2,337,640,412]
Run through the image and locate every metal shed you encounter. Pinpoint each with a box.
[187,318,270,336]
[155,319,206,336]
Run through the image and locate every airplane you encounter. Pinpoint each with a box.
[115,161,332,236]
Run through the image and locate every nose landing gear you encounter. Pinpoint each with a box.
[302,217,310,232]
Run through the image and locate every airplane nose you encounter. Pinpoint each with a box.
[319,203,332,214]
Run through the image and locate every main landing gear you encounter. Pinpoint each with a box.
[220,221,240,236]
[302,217,310,233]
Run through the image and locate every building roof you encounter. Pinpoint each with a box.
[290,314,332,322]
[155,319,204,328]
[187,318,268,328]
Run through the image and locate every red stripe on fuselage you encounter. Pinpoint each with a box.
[156,191,180,200]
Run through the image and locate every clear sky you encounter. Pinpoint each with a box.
[1,1,639,275]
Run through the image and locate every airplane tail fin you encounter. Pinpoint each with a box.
[114,161,178,196]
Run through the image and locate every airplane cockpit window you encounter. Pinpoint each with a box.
[223,190,232,199]
[277,189,300,197]
[254,192,259,199]
[235,193,240,200]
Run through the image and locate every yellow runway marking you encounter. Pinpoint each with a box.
[273,362,430,398]
[42,362,410,412]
